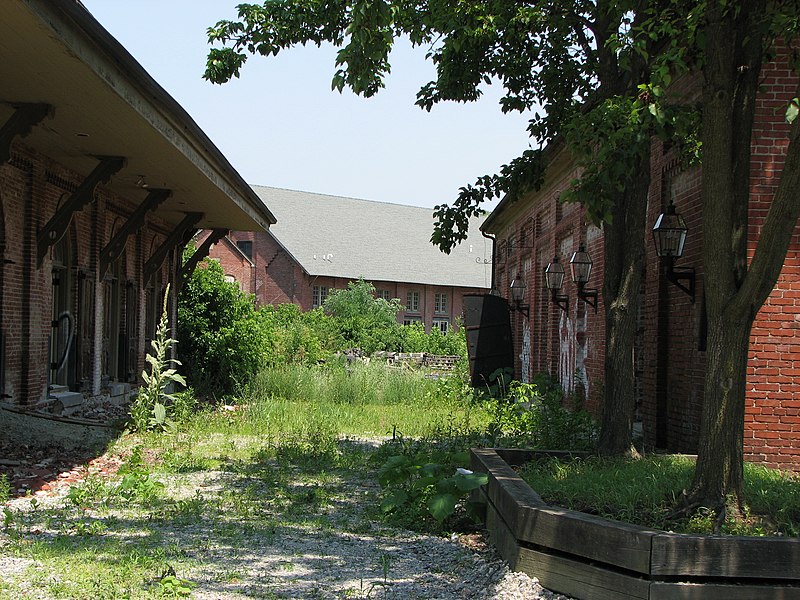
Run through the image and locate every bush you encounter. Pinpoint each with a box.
[178,253,271,399]
[485,373,597,451]
[398,322,466,356]
[260,305,335,366]
[323,278,404,354]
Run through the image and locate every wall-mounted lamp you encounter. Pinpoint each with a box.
[569,245,598,313]
[509,276,530,317]
[652,202,695,302]
[544,257,569,312]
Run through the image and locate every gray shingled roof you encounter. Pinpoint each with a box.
[251,186,492,289]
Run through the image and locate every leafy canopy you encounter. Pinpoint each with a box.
[205,1,697,251]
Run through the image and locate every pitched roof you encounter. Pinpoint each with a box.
[251,186,492,289]
[1,1,275,231]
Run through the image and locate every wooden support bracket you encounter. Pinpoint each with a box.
[37,156,126,267]
[177,228,228,290]
[144,212,203,284]
[0,103,53,164]
[99,188,171,276]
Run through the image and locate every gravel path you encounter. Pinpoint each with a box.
[1,442,576,599]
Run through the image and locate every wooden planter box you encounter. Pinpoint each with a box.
[470,448,800,600]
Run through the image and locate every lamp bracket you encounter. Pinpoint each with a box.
[665,265,696,303]
[509,299,530,317]
[550,291,569,313]
[577,285,599,313]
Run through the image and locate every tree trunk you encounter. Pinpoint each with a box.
[597,151,650,456]
[690,309,752,507]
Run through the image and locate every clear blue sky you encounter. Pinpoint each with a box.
[80,1,533,209]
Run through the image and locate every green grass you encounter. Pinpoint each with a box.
[0,364,487,599]
[520,454,800,536]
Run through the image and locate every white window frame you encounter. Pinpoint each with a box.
[434,293,448,314]
[406,290,420,313]
[432,318,450,333]
[377,289,391,301]
[403,315,422,327]
[312,285,330,309]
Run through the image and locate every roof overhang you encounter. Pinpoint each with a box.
[0,0,276,230]
[481,139,569,235]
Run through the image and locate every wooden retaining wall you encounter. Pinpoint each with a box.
[471,448,800,600]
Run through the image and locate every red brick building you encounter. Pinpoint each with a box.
[481,55,800,470]
[0,1,274,441]
[203,186,492,332]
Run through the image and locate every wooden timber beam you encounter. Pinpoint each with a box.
[0,103,53,164]
[144,212,202,284]
[37,156,126,267]
[99,188,171,277]
[177,228,228,290]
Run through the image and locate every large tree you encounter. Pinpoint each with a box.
[204,0,685,458]
[672,1,800,512]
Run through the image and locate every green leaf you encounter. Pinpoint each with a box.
[428,493,458,522]
[380,489,409,513]
[153,402,167,424]
[453,472,489,492]
[786,98,799,124]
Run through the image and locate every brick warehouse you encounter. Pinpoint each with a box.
[0,1,275,443]
[201,186,492,333]
[481,50,800,470]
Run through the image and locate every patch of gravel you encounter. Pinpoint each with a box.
[2,445,575,599]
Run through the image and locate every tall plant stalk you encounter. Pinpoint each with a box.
[130,284,186,432]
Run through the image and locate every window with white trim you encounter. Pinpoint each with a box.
[312,285,329,309]
[377,289,391,301]
[432,318,450,333]
[406,290,420,312]
[403,316,422,326]
[434,293,448,314]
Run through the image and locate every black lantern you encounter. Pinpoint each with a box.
[509,276,530,316]
[544,257,569,312]
[569,245,593,284]
[652,202,688,259]
[569,245,598,311]
[653,202,695,302]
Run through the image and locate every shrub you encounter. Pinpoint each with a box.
[485,373,596,451]
[178,252,270,399]
[398,322,466,356]
[262,306,334,366]
[323,278,404,354]
[378,452,487,527]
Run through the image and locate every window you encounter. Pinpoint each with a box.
[376,289,391,301]
[403,316,422,326]
[312,285,329,309]
[406,290,420,312]
[434,293,448,314]
[236,240,253,260]
[432,318,450,333]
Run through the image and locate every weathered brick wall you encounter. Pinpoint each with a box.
[492,54,800,470]
[1,143,174,406]
[205,231,488,331]
[641,147,705,454]
[491,150,606,410]
[745,45,800,469]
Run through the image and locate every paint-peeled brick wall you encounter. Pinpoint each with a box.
[493,152,606,410]
[492,50,800,470]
